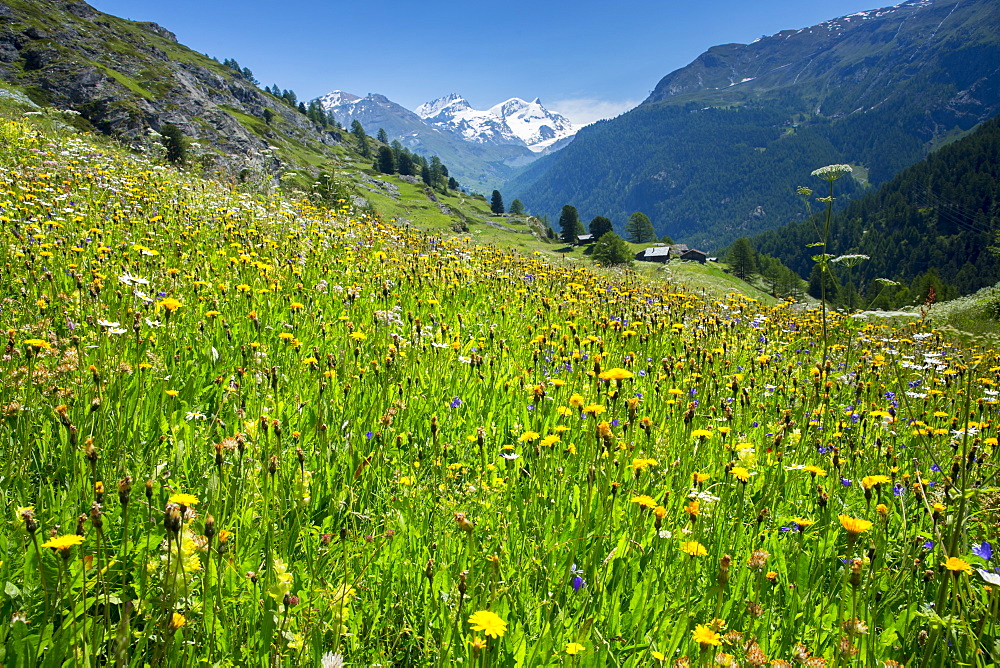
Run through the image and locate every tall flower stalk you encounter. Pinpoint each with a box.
[807,164,853,369]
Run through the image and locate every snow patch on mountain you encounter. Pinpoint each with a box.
[317,90,360,109]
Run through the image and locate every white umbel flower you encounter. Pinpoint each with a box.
[811,164,853,181]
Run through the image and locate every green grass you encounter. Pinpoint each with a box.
[92,63,154,100]
[0,110,997,668]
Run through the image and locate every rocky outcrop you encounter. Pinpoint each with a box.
[0,0,341,173]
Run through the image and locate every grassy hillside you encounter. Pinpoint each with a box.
[1,105,999,667]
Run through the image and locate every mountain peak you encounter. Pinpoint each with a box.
[317,90,360,107]
[415,93,471,119]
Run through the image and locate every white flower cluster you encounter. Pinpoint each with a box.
[811,164,853,181]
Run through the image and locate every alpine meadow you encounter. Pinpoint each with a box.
[1,0,1000,667]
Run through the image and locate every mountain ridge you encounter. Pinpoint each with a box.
[509,0,1000,250]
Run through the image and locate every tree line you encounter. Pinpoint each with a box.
[353,122,459,192]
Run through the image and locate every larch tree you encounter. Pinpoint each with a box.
[558,205,581,244]
[625,212,656,243]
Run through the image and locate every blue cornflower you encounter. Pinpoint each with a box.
[973,542,993,561]
[450,397,462,409]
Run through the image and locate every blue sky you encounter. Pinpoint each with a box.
[88,1,879,125]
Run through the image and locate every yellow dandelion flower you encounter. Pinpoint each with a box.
[681,540,708,557]
[468,610,507,638]
[730,466,751,483]
[838,514,873,537]
[168,493,199,507]
[598,368,634,381]
[631,495,657,508]
[158,297,183,312]
[629,457,658,471]
[943,557,972,574]
[692,624,722,646]
[565,642,585,655]
[41,534,85,550]
[861,475,891,490]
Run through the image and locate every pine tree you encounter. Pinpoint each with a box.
[726,237,758,281]
[377,128,389,144]
[592,232,634,267]
[625,212,656,243]
[397,151,414,176]
[558,205,580,244]
[160,124,187,165]
[376,146,396,174]
[808,264,839,302]
[490,190,505,214]
[589,216,613,239]
[430,157,445,189]
[351,120,370,158]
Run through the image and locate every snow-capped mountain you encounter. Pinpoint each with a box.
[317,90,542,193]
[317,90,362,108]
[488,97,576,152]
[316,89,577,192]
[416,93,576,153]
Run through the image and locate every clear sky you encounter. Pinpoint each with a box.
[88,0,880,126]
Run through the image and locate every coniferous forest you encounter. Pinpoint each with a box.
[751,114,1000,308]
